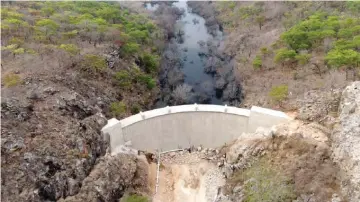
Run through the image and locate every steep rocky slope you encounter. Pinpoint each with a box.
[215,81,360,202]
[331,81,360,201]
[1,2,161,201]
[1,2,359,202]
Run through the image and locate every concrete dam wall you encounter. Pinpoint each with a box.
[102,105,291,155]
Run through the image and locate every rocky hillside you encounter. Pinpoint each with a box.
[331,81,360,201]
[1,1,163,201]
[189,1,360,110]
[1,2,359,202]
[217,81,360,202]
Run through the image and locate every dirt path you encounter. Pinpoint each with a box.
[150,152,225,202]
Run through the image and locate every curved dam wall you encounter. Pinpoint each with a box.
[102,105,291,154]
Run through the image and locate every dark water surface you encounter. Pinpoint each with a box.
[145,1,226,105]
[173,1,223,104]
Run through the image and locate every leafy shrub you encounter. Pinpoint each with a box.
[333,38,360,50]
[1,8,24,19]
[280,13,360,52]
[274,48,297,64]
[26,49,37,54]
[3,73,21,87]
[12,48,25,55]
[59,44,80,56]
[255,15,265,30]
[325,49,360,68]
[239,158,296,202]
[229,2,236,10]
[81,54,107,72]
[121,194,148,202]
[128,30,149,43]
[121,42,140,55]
[295,53,311,65]
[146,78,156,89]
[1,44,18,50]
[141,53,159,74]
[347,1,360,14]
[136,74,156,89]
[62,30,78,39]
[9,37,24,46]
[269,85,288,103]
[36,18,59,31]
[131,104,141,114]
[114,70,132,88]
[252,55,262,69]
[110,101,126,116]
[260,47,269,55]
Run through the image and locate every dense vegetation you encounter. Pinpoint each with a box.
[212,1,360,109]
[278,12,360,72]
[265,2,360,80]
[1,1,163,118]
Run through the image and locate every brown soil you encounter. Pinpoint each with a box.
[149,153,224,202]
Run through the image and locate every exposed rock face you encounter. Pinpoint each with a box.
[331,81,360,202]
[1,113,107,202]
[296,89,342,127]
[61,154,148,202]
[225,121,330,169]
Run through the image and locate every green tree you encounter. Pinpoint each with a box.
[274,48,297,66]
[41,6,55,17]
[114,70,132,88]
[141,53,159,73]
[253,55,262,69]
[59,44,80,56]
[346,1,360,14]
[121,42,140,56]
[255,15,265,30]
[95,7,120,23]
[295,53,311,65]
[2,18,29,37]
[326,49,360,68]
[136,74,156,89]
[281,30,310,51]
[35,19,59,42]
[129,30,149,43]
[269,85,288,103]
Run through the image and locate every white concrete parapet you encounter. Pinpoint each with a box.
[101,104,290,155]
[115,104,251,128]
[248,106,290,133]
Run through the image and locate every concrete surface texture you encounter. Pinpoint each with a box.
[102,105,291,154]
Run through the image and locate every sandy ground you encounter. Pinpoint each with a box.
[150,152,225,202]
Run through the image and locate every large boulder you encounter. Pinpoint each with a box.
[61,154,148,202]
[331,81,360,201]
